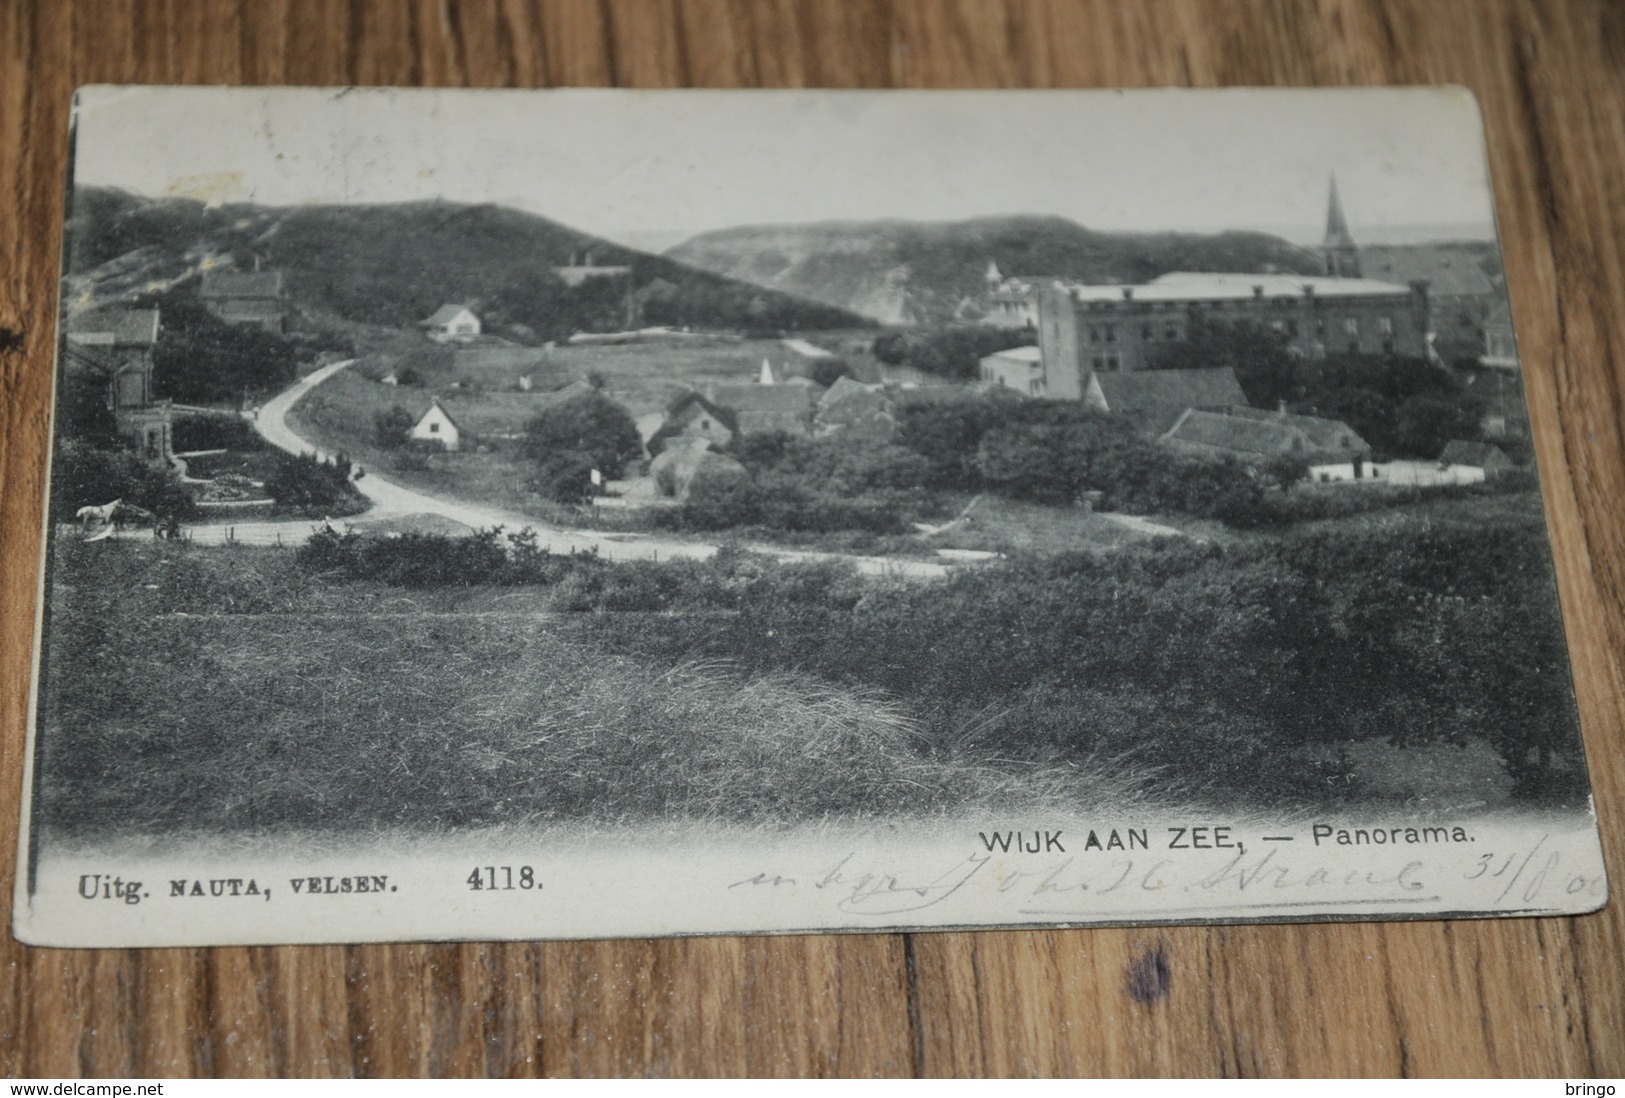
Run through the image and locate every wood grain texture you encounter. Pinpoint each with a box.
[1,0,1621,1078]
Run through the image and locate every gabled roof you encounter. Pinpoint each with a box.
[1223,405,1369,452]
[1359,246,1496,299]
[817,375,881,410]
[200,269,283,299]
[1161,409,1306,457]
[1092,368,1248,416]
[64,308,161,346]
[421,304,476,327]
[541,378,601,406]
[412,397,464,433]
[983,345,1042,364]
[891,384,976,408]
[648,392,738,454]
[1439,440,1511,467]
[708,384,818,415]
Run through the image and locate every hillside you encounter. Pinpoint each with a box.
[666,215,1324,324]
[62,187,869,337]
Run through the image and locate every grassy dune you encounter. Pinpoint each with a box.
[36,543,1149,837]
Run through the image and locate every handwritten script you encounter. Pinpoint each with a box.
[730,833,1605,921]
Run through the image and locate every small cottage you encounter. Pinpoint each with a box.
[1160,408,1371,472]
[63,307,171,461]
[647,392,738,456]
[814,377,898,443]
[979,346,1043,394]
[419,305,481,343]
[200,269,285,333]
[410,398,464,451]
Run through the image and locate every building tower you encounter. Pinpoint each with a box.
[1323,175,1362,278]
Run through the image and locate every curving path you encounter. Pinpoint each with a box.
[242,360,950,577]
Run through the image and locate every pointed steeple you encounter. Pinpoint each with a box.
[1323,175,1361,278]
[985,259,1004,287]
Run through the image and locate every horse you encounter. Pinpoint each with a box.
[75,499,123,529]
[74,499,162,540]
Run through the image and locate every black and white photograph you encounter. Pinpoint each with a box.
[15,86,1606,946]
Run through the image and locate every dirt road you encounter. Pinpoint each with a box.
[242,360,950,576]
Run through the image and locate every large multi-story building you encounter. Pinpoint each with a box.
[996,179,1436,400]
[1031,271,1431,400]
[63,306,172,461]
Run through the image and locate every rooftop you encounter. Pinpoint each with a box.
[984,345,1042,363]
[200,269,283,299]
[1056,271,1416,305]
[1439,439,1511,467]
[1359,246,1497,299]
[1223,405,1369,452]
[63,307,161,346]
[1092,367,1248,415]
[1161,409,1306,456]
[421,304,476,327]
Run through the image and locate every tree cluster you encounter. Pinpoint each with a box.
[895,395,1265,521]
[520,390,642,502]
[1149,319,1488,460]
[872,326,1037,380]
[50,438,195,521]
[264,452,365,516]
[149,297,298,405]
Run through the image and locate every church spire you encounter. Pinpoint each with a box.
[1323,175,1361,278]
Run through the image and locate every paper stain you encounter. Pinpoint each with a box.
[163,170,247,206]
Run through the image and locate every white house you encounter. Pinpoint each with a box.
[419,304,481,342]
[410,399,464,451]
[979,345,1043,394]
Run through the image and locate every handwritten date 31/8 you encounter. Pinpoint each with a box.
[467,866,540,891]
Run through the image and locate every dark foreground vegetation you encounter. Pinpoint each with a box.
[36,501,1587,838]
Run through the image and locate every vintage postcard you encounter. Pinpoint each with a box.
[14,86,1606,947]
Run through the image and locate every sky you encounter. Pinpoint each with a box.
[71,86,1500,248]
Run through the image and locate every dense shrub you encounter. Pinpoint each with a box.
[738,436,933,495]
[809,355,855,388]
[532,449,597,504]
[372,405,417,449]
[263,452,365,515]
[284,512,1584,806]
[871,326,1035,380]
[681,471,766,528]
[54,371,121,446]
[171,414,262,452]
[1217,470,1543,529]
[50,439,197,520]
[522,391,642,478]
[148,296,297,403]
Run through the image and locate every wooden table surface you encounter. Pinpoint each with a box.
[2,0,1622,1078]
